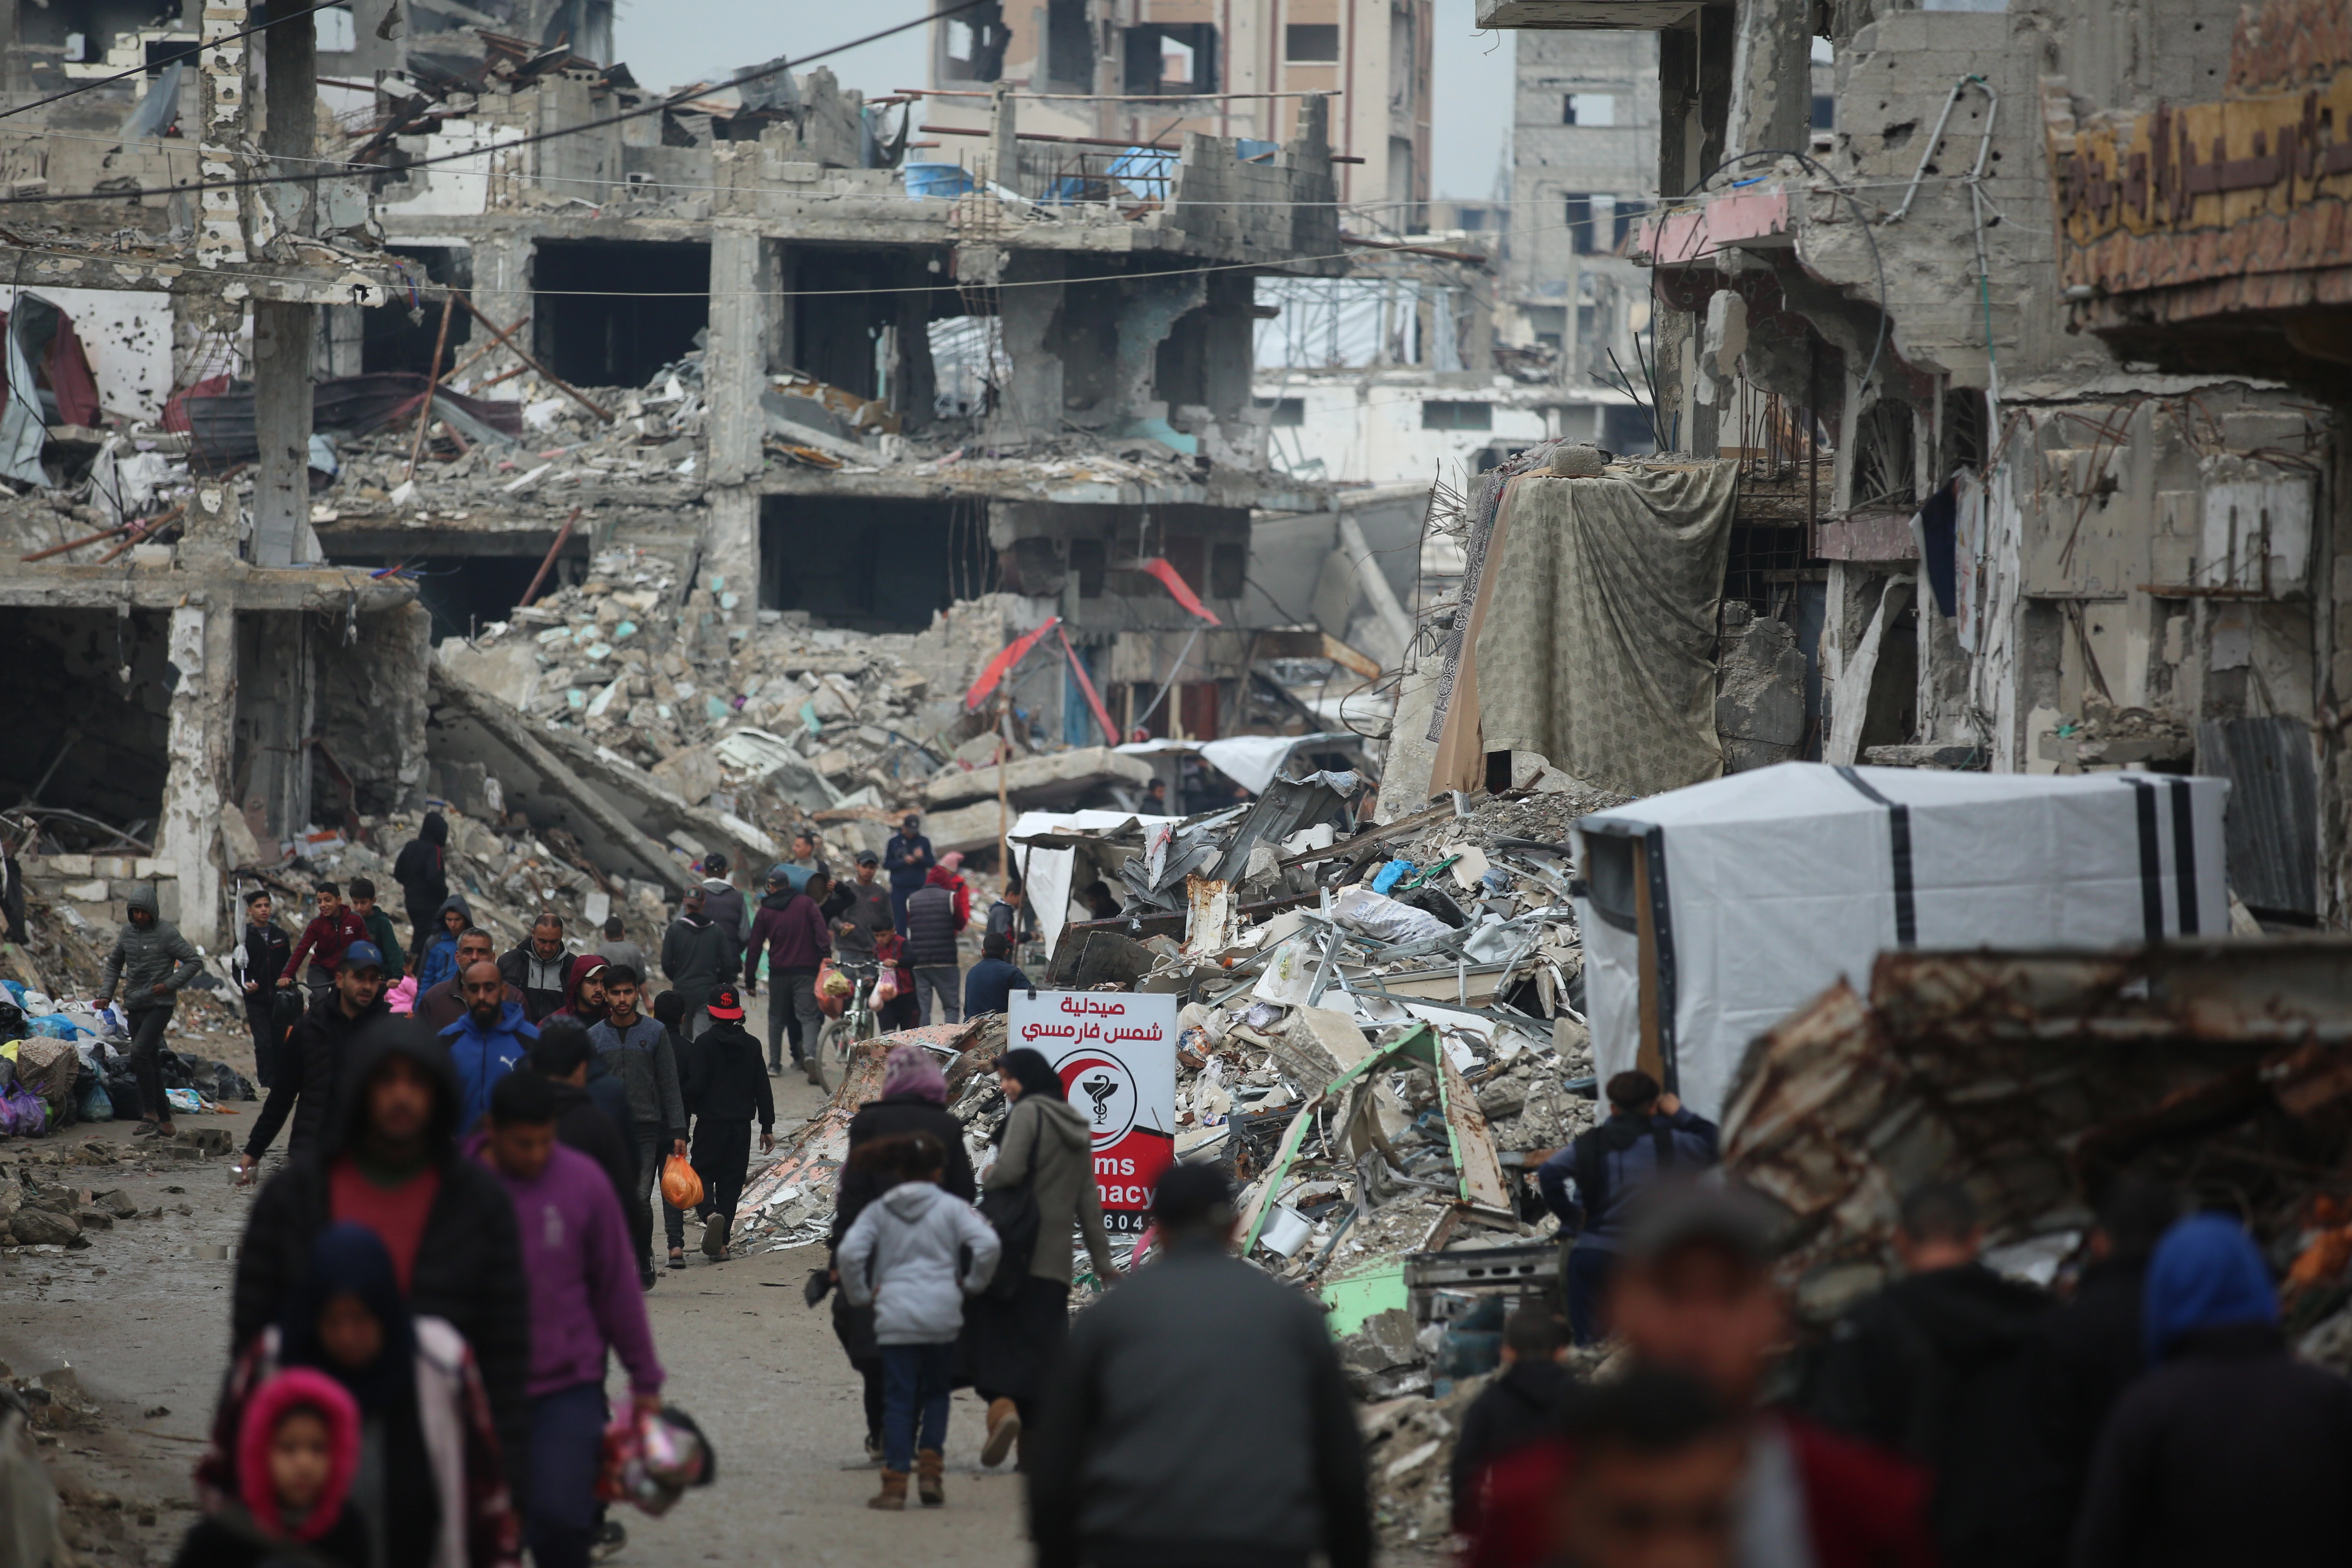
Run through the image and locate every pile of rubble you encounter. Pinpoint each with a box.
[725,778,1599,1552]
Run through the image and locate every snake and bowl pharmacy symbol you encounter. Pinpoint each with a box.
[1057,1051,1139,1147]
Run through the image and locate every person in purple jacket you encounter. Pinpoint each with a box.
[474,1071,664,1568]
[744,866,833,1086]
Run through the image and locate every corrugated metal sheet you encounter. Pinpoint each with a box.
[1721,942,2352,1319]
[2198,715,2317,917]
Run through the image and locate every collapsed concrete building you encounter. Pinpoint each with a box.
[0,2,416,949]
[1461,0,2348,924]
[0,6,1397,945]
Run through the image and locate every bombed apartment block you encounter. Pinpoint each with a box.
[1463,0,2352,924]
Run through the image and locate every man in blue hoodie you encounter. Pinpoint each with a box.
[442,958,537,1133]
[2069,1214,2352,1568]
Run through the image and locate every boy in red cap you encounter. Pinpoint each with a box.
[681,986,773,1261]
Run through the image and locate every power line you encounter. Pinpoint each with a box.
[0,1,338,125]
[0,0,994,210]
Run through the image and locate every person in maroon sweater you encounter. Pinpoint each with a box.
[744,867,833,1086]
[281,882,370,999]
[1466,1184,1936,1568]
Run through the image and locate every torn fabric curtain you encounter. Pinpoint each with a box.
[1454,461,1741,798]
[1132,557,1223,625]
[1057,625,1118,746]
[964,616,1062,710]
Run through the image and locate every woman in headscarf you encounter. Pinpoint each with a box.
[827,1044,976,1463]
[961,1047,1116,1472]
[199,1223,521,1568]
[541,955,610,1033]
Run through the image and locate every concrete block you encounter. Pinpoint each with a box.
[650,745,721,806]
[43,853,92,878]
[92,855,136,880]
[63,879,110,902]
[134,857,177,881]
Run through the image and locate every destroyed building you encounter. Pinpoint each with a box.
[0,1,413,949]
[1453,0,2348,924]
[0,0,1405,955]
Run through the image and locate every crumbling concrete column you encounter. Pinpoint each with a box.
[1725,0,1813,165]
[706,225,767,486]
[158,601,239,949]
[990,81,1019,190]
[702,488,760,635]
[241,612,315,842]
[252,7,318,566]
[986,249,1063,439]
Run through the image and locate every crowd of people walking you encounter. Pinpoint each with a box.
[138,830,2352,1568]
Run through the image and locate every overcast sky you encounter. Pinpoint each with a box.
[610,1,1516,200]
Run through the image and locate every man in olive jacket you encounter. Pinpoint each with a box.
[1028,1163,1370,1568]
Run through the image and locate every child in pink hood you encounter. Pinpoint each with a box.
[174,1367,366,1568]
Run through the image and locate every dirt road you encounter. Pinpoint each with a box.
[1,994,1027,1567]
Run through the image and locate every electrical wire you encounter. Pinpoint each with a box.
[0,1,343,125]
[0,0,997,210]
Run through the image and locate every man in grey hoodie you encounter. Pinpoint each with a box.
[586,965,689,1281]
[95,884,203,1137]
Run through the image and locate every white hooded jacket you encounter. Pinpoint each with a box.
[837,1180,1002,1345]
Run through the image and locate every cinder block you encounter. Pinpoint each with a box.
[134,857,178,881]
[91,855,136,880]
[63,879,109,903]
[41,854,91,878]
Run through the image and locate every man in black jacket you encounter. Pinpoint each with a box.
[231,1018,533,1500]
[1535,1070,1719,1345]
[1449,1307,1570,1534]
[659,889,736,1038]
[232,889,293,1090]
[681,987,773,1261]
[232,941,390,1179]
[1802,1180,2049,1568]
[392,810,450,974]
[499,913,572,1025]
[528,1022,640,1235]
[1030,1163,1369,1568]
[2029,1174,2178,1552]
[903,871,962,1026]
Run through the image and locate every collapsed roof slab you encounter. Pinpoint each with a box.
[427,662,775,893]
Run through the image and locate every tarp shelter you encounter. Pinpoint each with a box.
[1114,733,1355,795]
[1572,762,2231,1122]
[1007,808,1182,957]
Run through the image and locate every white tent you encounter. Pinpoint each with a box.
[1571,763,2231,1122]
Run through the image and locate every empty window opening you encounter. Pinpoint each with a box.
[1423,400,1492,431]
[533,239,710,389]
[2,610,171,836]
[1123,24,1218,94]
[942,0,1010,81]
[366,246,473,376]
[1286,23,1339,61]
[1812,94,1835,129]
[1255,396,1305,426]
[1564,92,1615,126]
[1564,193,1597,254]
[316,5,357,51]
[761,497,996,630]
[1613,198,1648,251]
[316,544,588,643]
[1851,399,1917,510]
[1045,0,1093,89]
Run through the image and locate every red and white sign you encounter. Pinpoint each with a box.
[1009,989,1178,1232]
